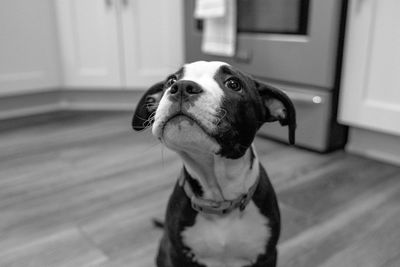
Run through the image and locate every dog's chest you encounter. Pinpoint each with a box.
[181,202,270,267]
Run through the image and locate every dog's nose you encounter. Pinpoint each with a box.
[169,81,203,97]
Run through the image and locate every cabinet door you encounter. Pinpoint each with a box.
[339,0,400,135]
[56,0,122,88]
[120,0,183,89]
[0,0,60,96]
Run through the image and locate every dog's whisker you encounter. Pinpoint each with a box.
[136,121,154,132]
[134,114,147,122]
[134,139,162,155]
[134,108,157,124]
[145,103,158,110]
[214,108,228,126]
[218,108,228,118]
[130,61,293,265]
[139,112,157,131]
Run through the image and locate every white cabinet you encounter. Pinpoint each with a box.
[56,0,183,89]
[0,0,60,96]
[121,0,183,88]
[56,0,122,87]
[339,0,400,136]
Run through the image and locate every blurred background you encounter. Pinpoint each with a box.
[0,0,400,266]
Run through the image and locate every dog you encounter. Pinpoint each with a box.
[132,61,296,267]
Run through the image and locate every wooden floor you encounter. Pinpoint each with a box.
[1,111,400,267]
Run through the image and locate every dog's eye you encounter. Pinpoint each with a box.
[166,76,177,87]
[225,78,242,91]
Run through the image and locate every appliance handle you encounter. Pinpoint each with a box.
[285,91,324,105]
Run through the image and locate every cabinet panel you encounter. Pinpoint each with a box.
[365,1,400,108]
[56,0,122,87]
[0,0,60,95]
[121,0,183,88]
[339,0,400,135]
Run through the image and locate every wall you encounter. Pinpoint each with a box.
[0,0,61,96]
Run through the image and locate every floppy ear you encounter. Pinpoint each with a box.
[256,81,297,145]
[132,81,164,131]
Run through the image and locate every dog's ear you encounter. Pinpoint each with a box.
[132,81,164,131]
[255,81,297,145]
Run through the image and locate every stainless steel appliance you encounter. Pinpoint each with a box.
[184,0,348,152]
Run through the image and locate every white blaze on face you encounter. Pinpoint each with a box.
[183,61,226,132]
[152,61,228,152]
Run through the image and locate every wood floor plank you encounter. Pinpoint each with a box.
[278,156,399,218]
[79,187,170,258]
[0,142,177,209]
[382,254,400,267]
[279,173,400,267]
[0,227,107,267]
[319,192,400,267]
[1,111,400,266]
[0,163,179,235]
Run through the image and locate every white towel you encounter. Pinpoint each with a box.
[194,0,237,57]
[194,0,226,18]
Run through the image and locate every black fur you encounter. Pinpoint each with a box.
[209,65,296,159]
[132,62,296,267]
[132,82,164,131]
[156,165,280,267]
[256,81,296,145]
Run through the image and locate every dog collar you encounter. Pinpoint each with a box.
[179,173,260,215]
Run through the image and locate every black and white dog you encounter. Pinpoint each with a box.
[132,61,296,267]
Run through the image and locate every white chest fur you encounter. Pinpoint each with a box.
[181,202,270,267]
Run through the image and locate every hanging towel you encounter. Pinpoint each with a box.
[194,0,237,57]
[194,0,226,18]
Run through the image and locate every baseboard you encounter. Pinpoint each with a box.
[0,89,143,120]
[0,103,61,120]
[4,90,400,167]
[0,90,62,120]
[59,89,141,111]
[346,127,400,166]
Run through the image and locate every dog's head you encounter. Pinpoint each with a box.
[132,61,296,159]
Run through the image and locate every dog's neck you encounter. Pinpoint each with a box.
[177,145,259,202]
